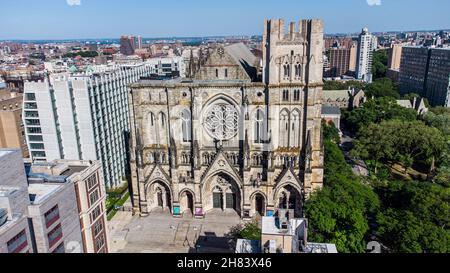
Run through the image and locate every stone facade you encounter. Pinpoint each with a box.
[129,19,324,219]
[0,90,28,157]
[27,180,83,253]
[0,149,33,253]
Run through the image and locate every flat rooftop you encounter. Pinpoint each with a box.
[261,216,306,236]
[302,243,338,253]
[28,183,62,205]
[27,162,90,181]
[0,150,13,158]
[60,165,89,177]
[0,186,20,197]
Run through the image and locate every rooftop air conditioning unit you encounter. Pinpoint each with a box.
[0,209,7,226]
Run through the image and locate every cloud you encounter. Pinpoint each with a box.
[366,0,382,6]
[66,0,81,6]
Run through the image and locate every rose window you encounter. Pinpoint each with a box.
[204,104,239,141]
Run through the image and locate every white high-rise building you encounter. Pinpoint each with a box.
[146,56,186,78]
[356,27,375,83]
[23,63,152,188]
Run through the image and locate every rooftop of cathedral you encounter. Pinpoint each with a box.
[131,42,267,88]
[131,77,266,88]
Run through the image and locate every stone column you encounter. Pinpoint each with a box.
[285,192,290,209]
[222,192,226,211]
[162,190,167,210]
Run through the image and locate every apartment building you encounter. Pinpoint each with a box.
[23,63,152,188]
[356,27,376,83]
[0,149,33,253]
[0,148,108,253]
[399,47,450,107]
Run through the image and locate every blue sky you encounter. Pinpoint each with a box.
[0,0,449,39]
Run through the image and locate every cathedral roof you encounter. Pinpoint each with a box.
[224,43,259,80]
[321,105,341,116]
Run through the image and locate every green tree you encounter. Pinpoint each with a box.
[423,111,450,136]
[435,139,450,186]
[365,78,400,99]
[375,180,450,253]
[372,49,388,79]
[430,107,450,116]
[352,120,446,174]
[322,121,340,144]
[305,133,380,253]
[323,80,366,91]
[237,221,262,241]
[64,51,99,58]
[343,97,417,133]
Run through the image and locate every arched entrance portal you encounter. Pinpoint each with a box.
[275,185,302,218]
[147,180,172,213]
[251,192,266,217]
[255,194,265,216]
[180,191,194,215]
[203,172,241,215]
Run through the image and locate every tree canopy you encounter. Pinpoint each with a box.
[343,97,418,134]
[423,110,450,136]
[64,51,99,58]
[352,120,447,174]
[305,123,380,253]
[323,80,366,91]
[372,49,389,80]
[375,180,450,253]
[365,78,400,99]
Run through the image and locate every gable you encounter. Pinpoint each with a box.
[146,164,171,185]
[275,168,302,187]
[201,151,242,185]
[196,44,258,81]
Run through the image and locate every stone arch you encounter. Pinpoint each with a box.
[203,94,240,109]
[203,165,243,189]
[250,191,267,217]
[179,188,195,215]
[145,179,173,213]
[273,182,303,218]
[202,171,242,215]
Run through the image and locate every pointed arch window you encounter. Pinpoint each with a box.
[294,89,301,101]
[160,113,166,127]
[290,109,301,148]
[150,113,155,126]
[148,112,158,145]
[283,63,290,78]
[282,90,289,102]
[279,110,290,147]
[294,63,302,79]
[181,109,192,142]
[159,112,168,145]
[254,109,266,144]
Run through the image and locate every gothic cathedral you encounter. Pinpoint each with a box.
[129,19,324,219]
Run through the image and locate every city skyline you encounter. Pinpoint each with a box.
[0,0,449,40]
